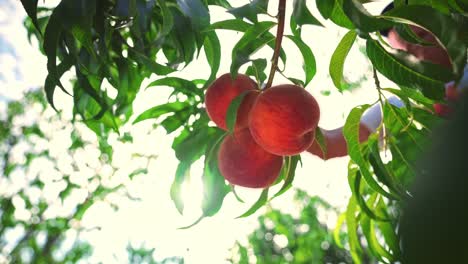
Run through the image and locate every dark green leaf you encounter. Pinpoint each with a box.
[20,0,41,35]
[204,31,221,86]
[157,0,174,38]
[316,0,334,19]
[228,0,268,23]
[292,0,323,27]
[129,49,176,75]
[43,6,66,111]
[330,30,357,92]
[177,0,210,30]
[208,19,251,32]
[343,0,393,32]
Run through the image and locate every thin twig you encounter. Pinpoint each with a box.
[265,0,286,89]
[373,67,387,153]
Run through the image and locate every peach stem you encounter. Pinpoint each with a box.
[265,0,286,90]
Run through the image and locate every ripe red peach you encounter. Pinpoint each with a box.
[205,73,258,130]
[218,128,283,188]
[248,84,320,156]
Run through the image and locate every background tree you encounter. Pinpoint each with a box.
[14,0,468,263]
[229,189,373,264]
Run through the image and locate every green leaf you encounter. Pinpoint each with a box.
[368,141,408,199]
[316,0,334,19]
[43,6,65,111]
[204,31,221,86]
[361,213,395,262]
[366,39,447,100]
[394,24,436,46]
[245,59,267,84]
[237,189,269,218]
[285,35,317,86]
[383,87,434,108]
[171,128,222,214]
[177,0,210,30]
[208,19,287,70]
[329,0,355,29]
[230,21,276,77]
[225,91,250,133]
[228,0,268,23]
[44,54,75,111]
[343,0,393,32]
[330,30,357,92]
[272,156,300,198]
[146,77,203,96]
[314,127,327,159]
[171,163,191,214]
[333,213,346,248]
[344,105,399,200]
[129,49,176,75]
[381,5,467,75]
[292,0,323,28]
[20,0,41,35]
[201,131,230,217]
[133,102,191,124]
[156,0,174,38]
[349,168,390,221]
[376,198,401,258]
[208,19,251,32]
[346,197,363,264]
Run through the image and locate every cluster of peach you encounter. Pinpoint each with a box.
[204,74,320,188]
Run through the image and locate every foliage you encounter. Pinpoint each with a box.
[229,189,373,264]
[18,0,468,262]
[0,89,156,263]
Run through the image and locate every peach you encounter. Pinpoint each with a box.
[387,26,451,68]
[248,84,320,156]
[218,128,283,188]
[307,124,372,160]
[205,73,258,130]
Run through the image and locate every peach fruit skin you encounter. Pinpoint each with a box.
[248,84,320,156]
[205,73,258,130]
[307,124,371,160]
[218,128,283,188]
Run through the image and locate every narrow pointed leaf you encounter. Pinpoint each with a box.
[237,189,269,218]
[330,30,357,92]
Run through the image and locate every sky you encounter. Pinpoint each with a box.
[0,0,392,263]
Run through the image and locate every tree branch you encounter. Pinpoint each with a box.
[265,0,286,89]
